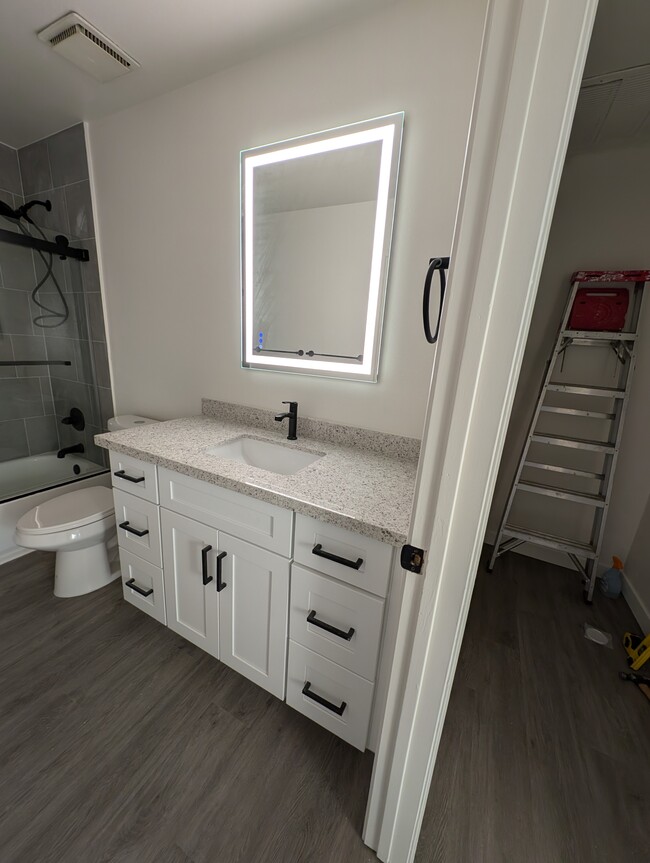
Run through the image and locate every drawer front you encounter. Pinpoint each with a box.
[119,548,166,625]
[113,489,162,568]
[286,641,374,750]
[159,467,293,557]
[290,565,384,681]
[110,452,159,504]
[294,514,393,597]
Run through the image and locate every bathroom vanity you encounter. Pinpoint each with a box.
[97,401,418,751]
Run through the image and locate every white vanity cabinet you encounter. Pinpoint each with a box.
[110,453,399,751]
[161,508,289,698]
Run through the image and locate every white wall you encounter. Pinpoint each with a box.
[87,0,487,438]
[487,144,650,623]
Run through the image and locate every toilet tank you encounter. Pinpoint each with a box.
[107,415,159,431]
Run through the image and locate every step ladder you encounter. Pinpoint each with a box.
[489,270,649,602]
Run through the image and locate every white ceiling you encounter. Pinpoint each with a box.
[569,0,650,153]
[0,0,399,148]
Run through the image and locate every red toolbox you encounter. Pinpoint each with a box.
[568,287,629,331]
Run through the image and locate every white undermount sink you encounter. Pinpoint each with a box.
[205,436,323,475]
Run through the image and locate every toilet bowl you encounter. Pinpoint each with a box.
[15,486,118,598]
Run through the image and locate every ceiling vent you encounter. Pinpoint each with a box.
[37,12,140,83]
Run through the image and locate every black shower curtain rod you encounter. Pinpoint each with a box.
[0,227,89,262]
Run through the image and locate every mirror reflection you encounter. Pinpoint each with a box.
[241,113,403,381]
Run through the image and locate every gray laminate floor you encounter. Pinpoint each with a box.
[0,552,375,863]
[418,550,649,863]
[2,551,647,863]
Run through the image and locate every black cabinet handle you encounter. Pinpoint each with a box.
[216,551,227,592]
[113,469,145,484]
[201,544,213,585]
[423,256,449,344]
[302,681,347,716]
[312,543,363,570]
[119,520,149,538]
[307,610,355,641]
[126,578,153,598]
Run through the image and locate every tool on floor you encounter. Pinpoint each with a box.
[488,270,649,603]
[619,670,650,703]
[623,631,650,671]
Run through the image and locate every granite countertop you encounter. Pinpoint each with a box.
[95,400,420,546]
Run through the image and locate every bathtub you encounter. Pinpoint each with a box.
[0,453,110,564]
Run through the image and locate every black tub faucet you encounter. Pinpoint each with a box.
[57,443,85,459]
[275,401,298,440]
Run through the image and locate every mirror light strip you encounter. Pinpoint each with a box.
[243,120,399,376]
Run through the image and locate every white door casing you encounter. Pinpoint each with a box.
[364,0,599,861]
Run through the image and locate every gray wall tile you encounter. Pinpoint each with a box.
[35,291,86,338]
[86,292,106,342]
[0,418,29,462]
[40,377,55,416]
[0,333,15,378]
[0,288,34,335]
[91,340,111,389]
[97,386,114,429]
[25,415,59,455]
[0,144,22,195]
[0,242,35,291]
[11,334,47,377]
[25,188,67,234]
[65,180,94,239]
[47,125,88,187]
[50,377,98,427]
[0,377,44,421]
[45,335,78,381]
[18,140,52,196]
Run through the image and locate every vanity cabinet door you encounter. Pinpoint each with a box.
[217,533,290,700]
[161,509,220,658]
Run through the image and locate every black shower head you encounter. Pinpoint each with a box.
[0,198,51,224]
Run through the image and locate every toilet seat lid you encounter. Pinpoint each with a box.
[17,486,114,534]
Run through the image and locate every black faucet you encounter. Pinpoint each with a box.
[275,401,298,440]
[57,443,85,459]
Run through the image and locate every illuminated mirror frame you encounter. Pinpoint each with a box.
[241,112,404,382]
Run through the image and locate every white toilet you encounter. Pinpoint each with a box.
[14,414,158,598]
[16,487,118,597]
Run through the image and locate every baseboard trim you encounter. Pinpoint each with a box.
[0,546,31,567]
[621,576,650,633]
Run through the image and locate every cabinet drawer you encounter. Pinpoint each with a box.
[119,548,166,625]
[294,514,393,597]
[159,467,293,556]
[286,641,374,750]
[110,452,159,504]
[290,565,384,681]
[113,489,162,568]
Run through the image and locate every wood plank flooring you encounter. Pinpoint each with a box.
[417,550,649,863]
[0,552,375,863]
[1,549,647,862]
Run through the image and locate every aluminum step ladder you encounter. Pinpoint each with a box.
[489,270,649,602]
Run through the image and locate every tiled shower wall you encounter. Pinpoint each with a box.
[0,125,113,465]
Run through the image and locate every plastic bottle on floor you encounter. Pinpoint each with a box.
[599,555,624,599]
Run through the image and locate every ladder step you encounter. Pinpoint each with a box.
[531,432,615,452]
[523,461,605,481]
[562,329,637,341]
[502,524,597,558]
[546,383,625,398]
[539,406,616,420]
[517,480,606,507]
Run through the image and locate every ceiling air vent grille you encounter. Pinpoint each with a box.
[38,12,139,82]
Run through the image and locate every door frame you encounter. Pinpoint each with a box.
[364,0,599,860]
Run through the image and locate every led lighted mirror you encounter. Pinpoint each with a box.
[241,113,403,381]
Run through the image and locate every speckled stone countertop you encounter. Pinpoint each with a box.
[95,400,420,545]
